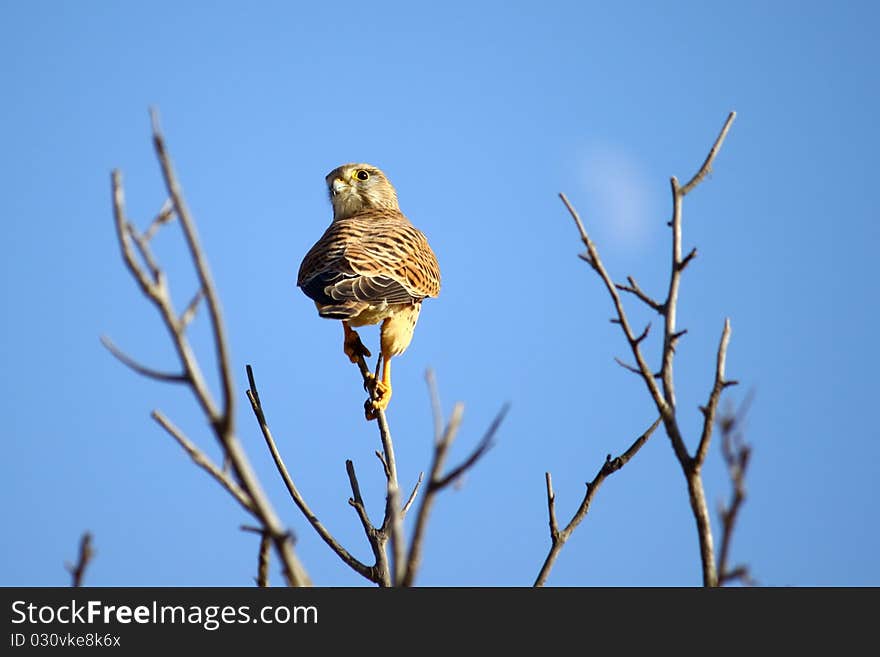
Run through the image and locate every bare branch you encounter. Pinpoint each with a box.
[100,335,187,383]
[433,405,505,490]
[374,450,391,479]
[720,565,756,586]
[679,247,698,272]
[661,118,735,587]
[348,350,405,585]
[179,287,204,329]
[111,168,218,423]
[562,172,730,585]
[661,175,684,413]
[616,276,664,314]
[425,369,444,442]
[256,532,271,587]
[695,319,733,466]
[561,112,737,587]
[346,459,388,586]
[717,395,755,586]
[614,357,646,377]
[402,402,507,586]
[151,410,255,514]
[545,472,559,540]
[111,171,163,301]
[149,109,234,427]
[375,409,406,586]
[401,472,424,517]
[245,365,374,581]
[143,199,175,242]
[109,114,311,586]
[127,223,163,284]
[65,532,94,587]
[560,193,670,417]
[345,460,375,533]
[535,418,661,586]
[681,111,737,195]
[330,341,407,582]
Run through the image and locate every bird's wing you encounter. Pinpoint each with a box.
[298,210,440,307]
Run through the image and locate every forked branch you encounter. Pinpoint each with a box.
[402,372,508,586]
[245,365,375,582]
[717,396,755,586]
[535,418,661,586]
[105,112,310,586]
[556,111,744,587]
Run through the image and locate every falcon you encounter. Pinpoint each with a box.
[298,163,441,419]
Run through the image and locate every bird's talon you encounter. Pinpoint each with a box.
[371,379,390,402]
[362,379,391,421]
[343,330,371,364]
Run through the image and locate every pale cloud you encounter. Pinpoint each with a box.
[579,145,657,252]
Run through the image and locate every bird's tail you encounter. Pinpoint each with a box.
[318,305,358,320]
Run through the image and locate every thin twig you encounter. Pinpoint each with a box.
[150,109,235,425]
[661,175,684,412]
[345,460,374,533]
[376,408,406,586]
[256,532,271,587]
[179,288,204,329]
[346,459,388,585]
[401,472,425,517]
[425,369,445,442]
[717,395,754,586]
[545,473,559,540]
[151,410,255,514]
[143,199,175,242]
[695,319,735,467]
[433,408,503,490]
[245,365,374,581]
[681,111,737,196]
[374,450,391,479]
[560,193,670,418]
[127,223,163,283]
[349,350,405,585]
[110,171,164,303]
[65,532,94,587]
[534,418,661,586]
[614,357,659,378]
[680,247,698,271]
[662,168,718,586]
[402,401,508,586]
[615,276,664,314]
[101,335,188,383]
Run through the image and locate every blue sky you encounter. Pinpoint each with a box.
[1,1,877,586]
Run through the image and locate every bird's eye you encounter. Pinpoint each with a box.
[355,169,370,181]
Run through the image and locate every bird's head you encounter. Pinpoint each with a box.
[325,163,399,221]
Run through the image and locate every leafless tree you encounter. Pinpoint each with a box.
[103,111,506,587]
[536,112,753,587]
[102,110,750,587]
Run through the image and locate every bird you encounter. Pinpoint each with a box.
[297,163,441,419]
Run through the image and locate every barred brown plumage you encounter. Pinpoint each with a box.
[297,163,441,420]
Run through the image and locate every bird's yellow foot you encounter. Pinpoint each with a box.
[363,378,391,421]
[343,327,371,363]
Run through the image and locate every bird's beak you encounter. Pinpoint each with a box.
[331,177,346,197]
